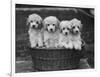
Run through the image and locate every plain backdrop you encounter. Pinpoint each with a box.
[0,0,100,77]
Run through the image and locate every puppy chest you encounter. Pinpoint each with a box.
[30,32,42,39]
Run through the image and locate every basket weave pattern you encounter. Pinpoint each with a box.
[30,48,82,71]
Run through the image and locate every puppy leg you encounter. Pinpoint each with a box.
[62,41,70,49]
[64,43,69,48]
[30,40,37,48]
[44,39,50,48]
[57,39,64,48]
[55,39,60,48]
[38,37,43,48]
[73,41,82,50]
[57,42,64,48]
[29,35,37,48]
[67,41,73,49]
[76,41,82,50]
[73,41,79,50]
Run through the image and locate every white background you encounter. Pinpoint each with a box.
[0,0,100,77]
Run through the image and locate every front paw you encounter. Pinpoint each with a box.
[31,44,36,48]
[74,46,82,50]
[38,44,43,48]
[43,42,49,48]
[45,45,50,48]
[68,46,73,49]
[77,47,82,51]
[57,43,64,48]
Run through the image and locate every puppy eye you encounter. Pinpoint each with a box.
[36,21,38,24]
[53,24,55,26]
[67,28,70,30]
[47,24,49,26]
[63,28,65,30]
[78,26,80,28]
[72,26,75,29]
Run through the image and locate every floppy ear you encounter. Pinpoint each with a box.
[38,21,43,29]
[57,19,60,26]
[59,22,63,32]
[56,18,60,30]
[80,23,83,32]
[40,17,43,23]
[78,20,82,28]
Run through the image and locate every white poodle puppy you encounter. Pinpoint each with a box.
[58,20,73,49]
[27,13,43,48]
[43,16,60,48]
[70,18,83,50]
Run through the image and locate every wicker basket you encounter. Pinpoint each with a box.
[29,48,82,71]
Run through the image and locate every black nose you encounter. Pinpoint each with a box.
[32,25,35,28]
[50,29,53,31]
[65,32,68,35]
[76,31,79,33]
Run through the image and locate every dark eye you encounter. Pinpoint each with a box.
[30,20,33,23]
[47,24,49,26]
[36,21,38,24]
[67,28,70,30]
[63,28,65,30]
[72,26,75,29]
[53,24,55,26]
[77,26,79,28]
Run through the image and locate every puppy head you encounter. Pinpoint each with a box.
[60,21,72,36]
[27,13,42,29]
[43,16,60,33]
[70,18,82,35]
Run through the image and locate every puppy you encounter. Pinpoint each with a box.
[70,18,82,50]
[43,16,60,48]
[58,20,73,49]
[27,13,43,48]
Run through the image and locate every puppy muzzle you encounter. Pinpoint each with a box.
[71,29,80,35]
[48,28,55,33]
[65,32,68,35]
[50,28,53,32]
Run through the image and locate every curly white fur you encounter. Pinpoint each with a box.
[70,18,83,50]
[43,16,60,48]
[27,14,43,48]
[58,20,73,49]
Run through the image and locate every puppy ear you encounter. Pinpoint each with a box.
[57,19,60,26]
[38,17,43,29]
[78,20,82,28]
[40,17,43,23]
[70,21,73,26]
[38,22,43,29]
[56,19,60,30]
[59,22,63,32]
[80,23,83,31]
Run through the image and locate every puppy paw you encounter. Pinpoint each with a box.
[38,46,43,48]
[68,46,73,49]
[74,47,82,51]
[64,45,69,49]
[56,43,62,48]
[44,43,50,48]
[31,45,36,48]
[78,47,82,51]
[38,44,43,48]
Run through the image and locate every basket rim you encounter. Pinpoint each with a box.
[29,47,82,51]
